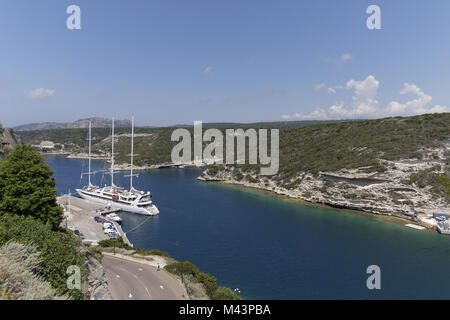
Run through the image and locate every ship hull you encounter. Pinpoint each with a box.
[76,189,159,216]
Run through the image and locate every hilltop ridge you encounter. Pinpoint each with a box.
[14,117,132,131]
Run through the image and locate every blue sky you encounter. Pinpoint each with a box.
[0,0,449,127]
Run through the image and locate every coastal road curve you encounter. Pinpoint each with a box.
[102,254,188,300]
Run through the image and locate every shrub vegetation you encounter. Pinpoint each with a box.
[0,215,86,299]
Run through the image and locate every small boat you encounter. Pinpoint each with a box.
[106,213,122,223]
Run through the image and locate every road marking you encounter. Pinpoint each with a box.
[116,274,120,278]
[138,268,143,271]
[160,285,164,290]
[145,287,151,297]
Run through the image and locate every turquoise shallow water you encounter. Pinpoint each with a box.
[47,155,450,299]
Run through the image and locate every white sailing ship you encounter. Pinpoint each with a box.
[76,118,159,215]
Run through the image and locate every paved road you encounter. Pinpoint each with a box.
[102,254,188,300]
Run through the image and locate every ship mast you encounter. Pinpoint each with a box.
[130,116,134,190]
[111,118,115,187]
[88,121,92,186]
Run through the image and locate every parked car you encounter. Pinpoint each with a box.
[74,229,80,236]
[108,231,120,239]
[104,228,117,235]
[94,216,105,223]
[78,233,85,240]
[103,222,114,230]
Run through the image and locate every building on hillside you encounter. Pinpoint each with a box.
[39,141,55,151]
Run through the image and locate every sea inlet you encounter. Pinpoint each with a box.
[47,155,450,299]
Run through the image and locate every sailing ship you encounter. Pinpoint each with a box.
[76,117,159,215]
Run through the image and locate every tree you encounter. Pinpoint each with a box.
[0,144,63,229]
[212,287,242,300]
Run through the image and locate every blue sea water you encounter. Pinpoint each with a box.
[46,155,450,299]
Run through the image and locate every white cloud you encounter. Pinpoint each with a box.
[314,83,326,92]
[27,88,55,99]
[203,66,213,74]
[340,53,353,63]
[309,75,380,119]
[281,108,329,120]
[385,83,436,116]
[326,53,353,67]
[343,75,380,116]
[429,105,450,113]
[281,76,449,120]
[329,102,350,118]
[315,84,339,94]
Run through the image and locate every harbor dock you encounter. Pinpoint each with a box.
[57,195,133,247]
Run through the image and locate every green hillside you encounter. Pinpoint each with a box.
[18,113,450,175]
[276,113,450,177]
[17,113,450,200]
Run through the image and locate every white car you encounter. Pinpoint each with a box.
[104,228,116,235]
[108,231,120,239]
[107,213,122,222]
[103,222,113,230]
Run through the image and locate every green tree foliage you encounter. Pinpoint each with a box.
[165,261,241,300]
[198,272,217,297]
[212,287,242,300]
[275,113,450,178]
[0,214,86,299]
[408,165,450,202]
[165,261,200,278]
[98,238,170,257]
[0,144,63,229]
[434,176,450,201]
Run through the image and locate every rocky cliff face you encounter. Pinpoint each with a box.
[199,145,449,218]
[0,125,18,157]
[81,250,112,300]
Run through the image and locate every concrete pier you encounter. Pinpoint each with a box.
[111,221,133,247]
[57,195,132,247]
[57,194,120,215]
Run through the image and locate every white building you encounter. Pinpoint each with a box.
[39,141,55,150]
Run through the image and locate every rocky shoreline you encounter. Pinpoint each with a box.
[55,152,449,229]
[197,157,449,229]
